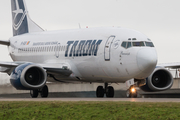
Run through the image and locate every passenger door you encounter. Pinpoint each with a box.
[104,36,115,61]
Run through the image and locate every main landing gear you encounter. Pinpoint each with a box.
[96,83,114,98]
[30,85,49,98]
[126,85,137,98]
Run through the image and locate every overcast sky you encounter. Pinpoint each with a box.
[0,0,180,63]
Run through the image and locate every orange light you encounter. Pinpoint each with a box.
[131,88,136,93]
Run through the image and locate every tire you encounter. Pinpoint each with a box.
[132,91,137,98]
[96,86,104,98]
[40,85,49,98]
[30,89,39,98]
[126,89,131,98]
[106,86,114,98]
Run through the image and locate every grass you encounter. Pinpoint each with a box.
[0,101,180,120]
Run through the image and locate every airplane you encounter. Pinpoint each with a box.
[0,0,174,98]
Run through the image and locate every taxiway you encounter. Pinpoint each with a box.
[0,98,180,102]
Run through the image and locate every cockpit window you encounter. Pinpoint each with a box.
[127,42,132,48]
[145,42,154,47]
[132,42,145,47]
[121,42,127,48]
[121,41,154,49]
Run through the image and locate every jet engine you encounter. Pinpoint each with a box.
[140,67,173,92]
[10,63,47,90]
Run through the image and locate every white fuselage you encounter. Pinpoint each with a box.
[8,27,157,83]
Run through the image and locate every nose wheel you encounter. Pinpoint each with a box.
[96,83,114,98]
[126,86,137,98]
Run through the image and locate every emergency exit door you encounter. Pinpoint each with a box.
[55,43,60,58]
[104,36,115,61]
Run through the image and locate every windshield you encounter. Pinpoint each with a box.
[132,42,145,47]
[121,41,154,49]
[145,42,154,47]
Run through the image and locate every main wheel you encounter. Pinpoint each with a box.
[40,85,49,98]
[96,86,104,98]
[106,86,114,98]
[30,89,39,98]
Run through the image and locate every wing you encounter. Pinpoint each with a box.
[0,62,19,75]
[38,63,72,77]
[0,40,10,46]
[44,67,72,83]
[0,61,72,81]
[158,62,180,69]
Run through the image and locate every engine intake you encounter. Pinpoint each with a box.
[140,67,173,92]
[10,63,47,90]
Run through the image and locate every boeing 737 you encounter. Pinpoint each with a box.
[0,0,174,98]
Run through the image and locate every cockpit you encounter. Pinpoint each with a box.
[121,39,154,49]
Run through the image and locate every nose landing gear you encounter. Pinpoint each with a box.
[96,83,114,98]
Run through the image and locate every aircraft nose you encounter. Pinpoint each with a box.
[137,48,157,75]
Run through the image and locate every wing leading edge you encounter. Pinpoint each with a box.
[0,62,72,80]
[0,40,10,46]
[158,62,180,69]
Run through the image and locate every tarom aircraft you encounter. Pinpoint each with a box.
[0,0,174,98]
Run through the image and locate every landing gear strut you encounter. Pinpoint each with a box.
[30,85,49,98]
[96,83,114,98]
[126,86,137,98]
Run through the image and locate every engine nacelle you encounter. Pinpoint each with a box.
[140,67,173,92]
[10,63,47,90]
